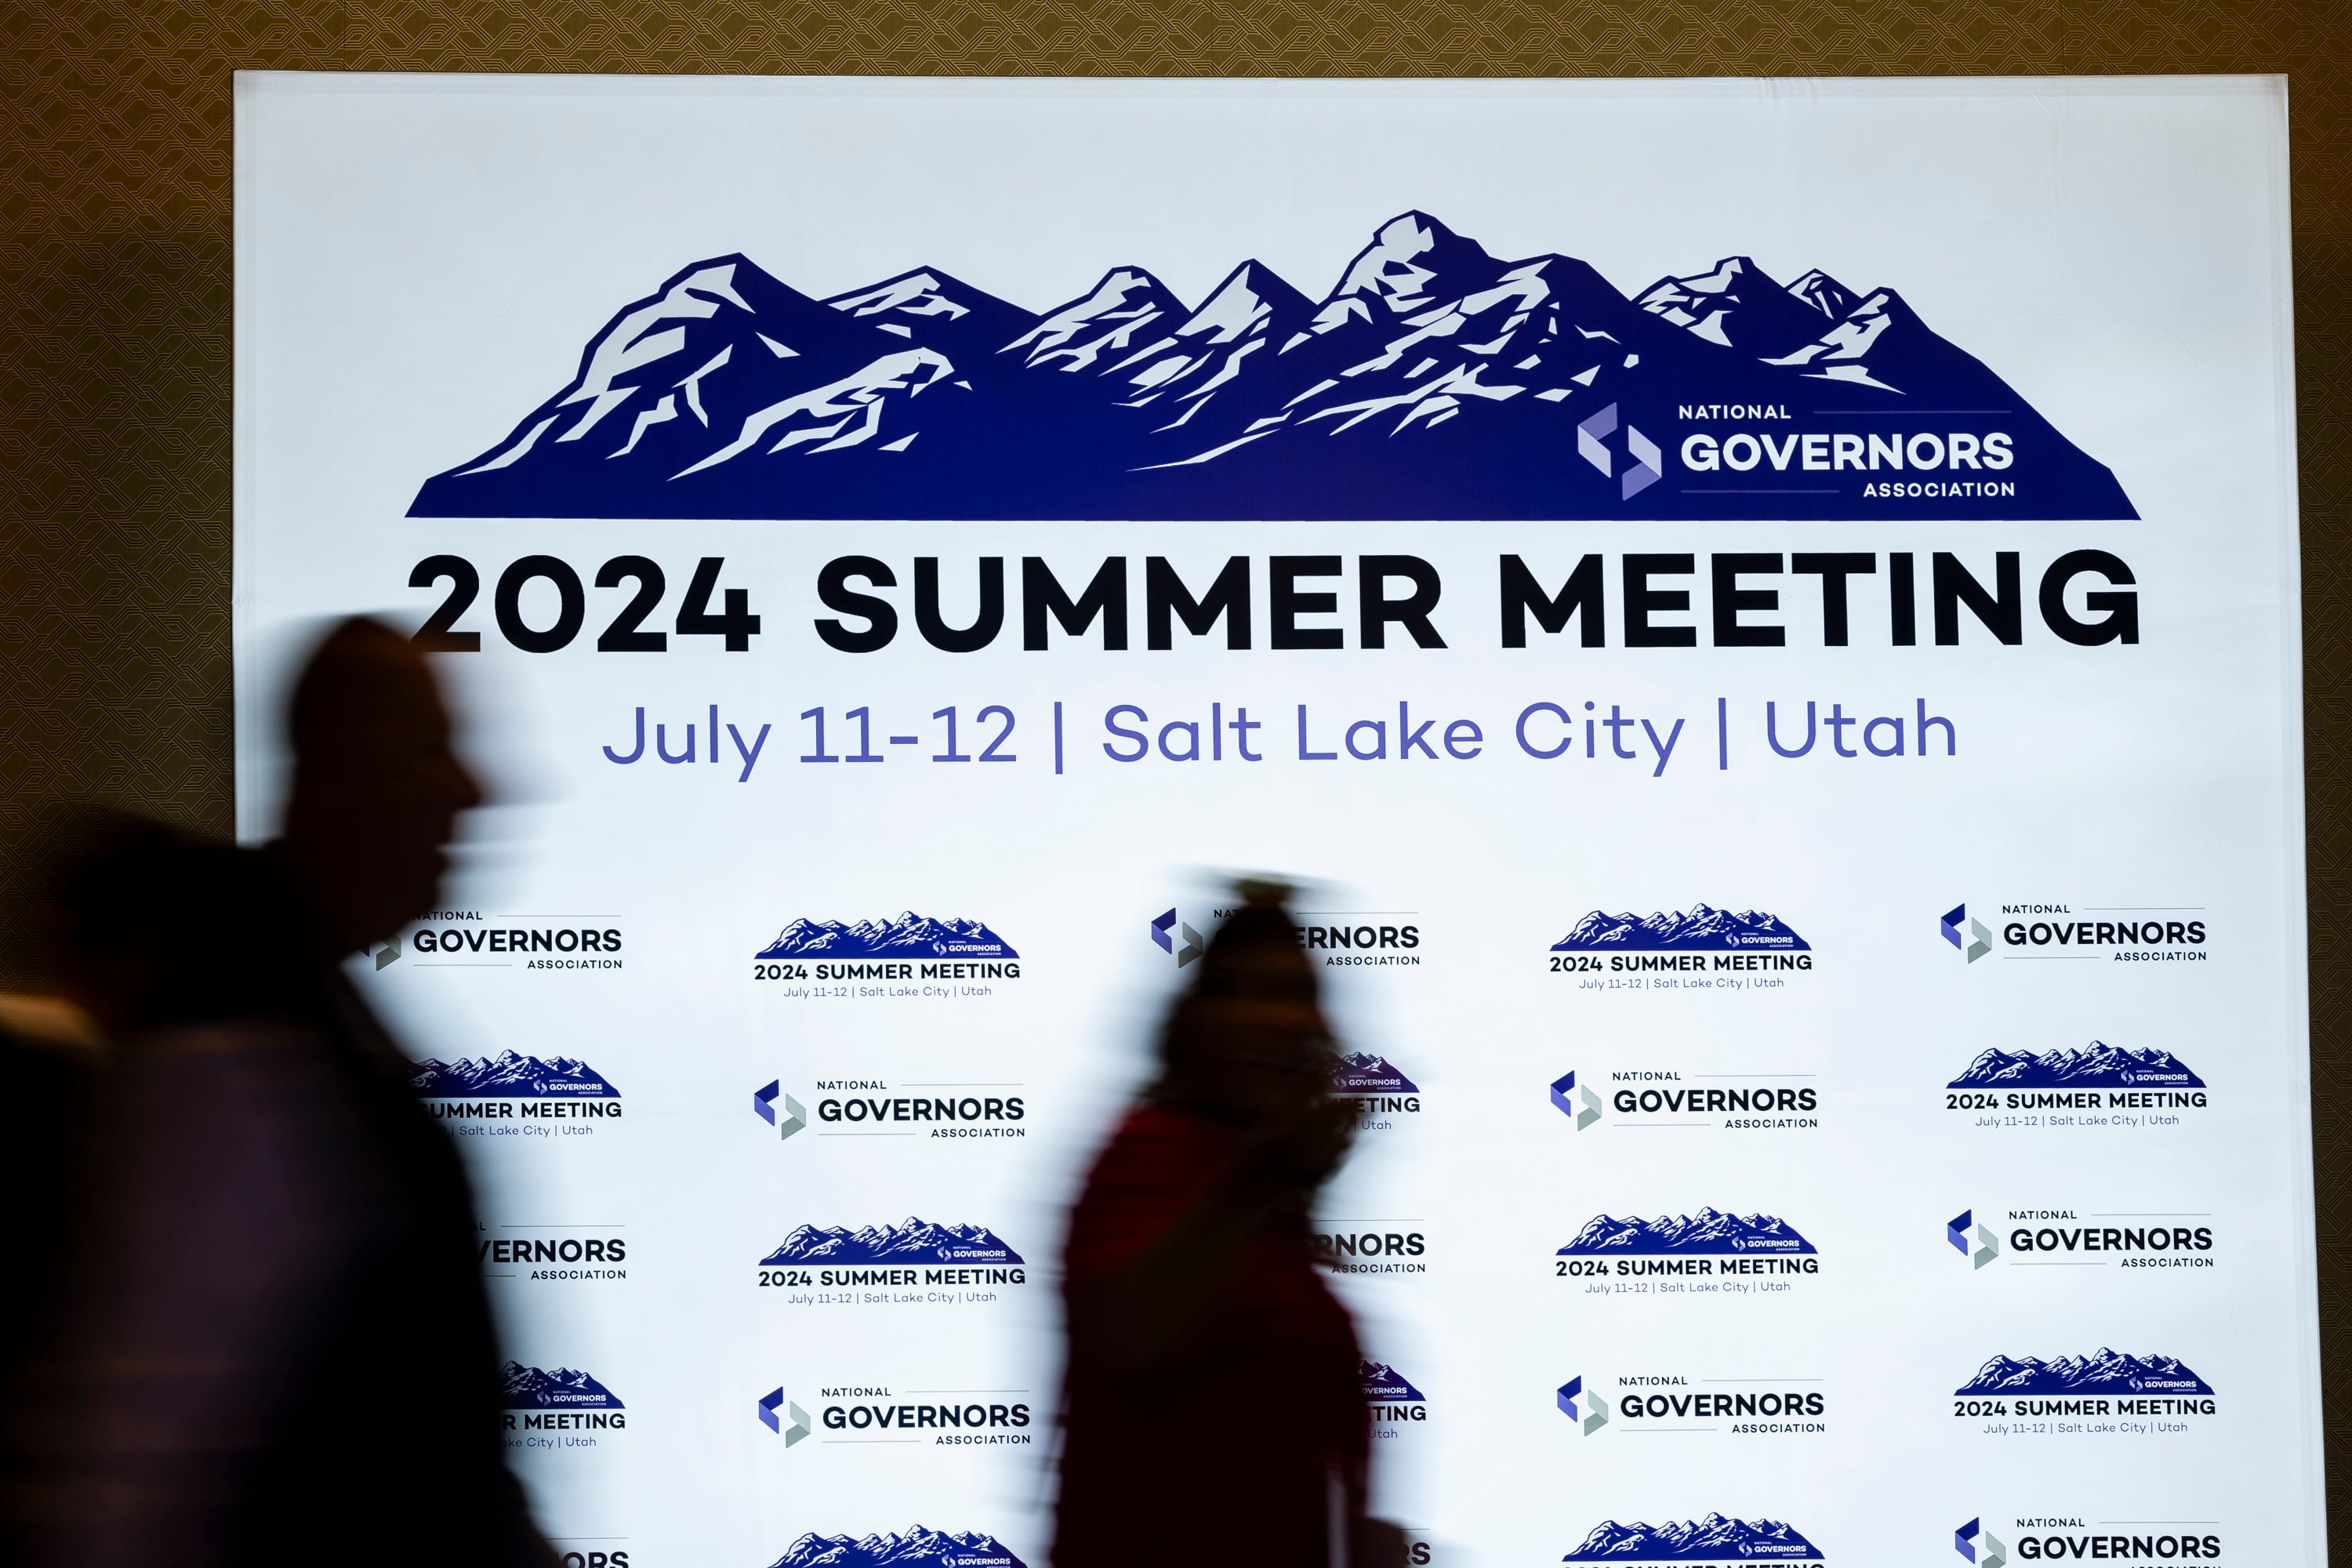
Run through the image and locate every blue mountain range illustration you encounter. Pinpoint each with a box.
[1559,1208,1817,1256]
[1948,1043,2205,1090]
[1552,903,1809,952]
[1565,1515,1825,1562]
[768,1528,1025,1568]
[499,1361,624,1409]
[1359,1360,1425,1402]
[410,212,2133,522]
[409,1050,619,1098]
[760,1218,1024,1267]
[755,913,1018,960]
[1955,1349,2212,1396]
[1333,1052,1419,1094]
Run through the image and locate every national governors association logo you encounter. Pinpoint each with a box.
[1314,1221,1428,1276]
[1562,1515,1824,1562]
[1335,1052,1421,1132]
[372,913,625,973]
[412,1051,622,1140]
[768,1530,1024,1568]
[753,912,1021,993]
[501,1361,624,1449]
[1952,1351,2216,1430]
[758,1380,1034,1450]
[1555,1366,1825,1438]
[1548,902,1812,989]
[755,1077,1028,1145]
[1940,902,2209,967]
[1552,1069,1820,1133]
[1152,906,1426,971]
[1944,1043,2209,1125]
[1947,1207,2214,1273]
[1555,1208,1819,1284]
[757,1219,1026,1302]
[1961,1516,2223,1566]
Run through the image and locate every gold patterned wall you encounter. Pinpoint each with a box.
[2,0,2344,1537]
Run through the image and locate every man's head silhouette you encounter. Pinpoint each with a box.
[281,617,482,953]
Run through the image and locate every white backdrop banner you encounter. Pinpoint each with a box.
[234,74,2315,1568]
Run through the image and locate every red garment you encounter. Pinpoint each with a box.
[1054,1104,1367,1568]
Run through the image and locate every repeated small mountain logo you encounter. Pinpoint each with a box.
[767,1529,1024,1568]
[760,1219,1025,1268]
[1955,1350,2214,1396]
[1563,1515,1825,1562]
[411,1051,619,1098]
[409,212,2132,522]
[756,913,1018,960]
[499,1361,624,1410]
[1947,1044,2206,1091]
[1552,904,1809,953]
[1334,1053,1419,1094]
[1359,1360,1426,1403]
[1559,1208,1817,1258]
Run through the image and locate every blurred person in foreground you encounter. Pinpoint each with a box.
[1054,884,1406,1568]
[20,618,554,1568]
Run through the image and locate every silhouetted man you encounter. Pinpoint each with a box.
[24,619,551,1568]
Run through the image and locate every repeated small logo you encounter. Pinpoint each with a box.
[1561,1515,1825,1562]
[754,1078,1027,1145]
[1548,902,1813,991]
[1948,1208,2213,1273]
[479,1224,628,1283]
[756,1219,1026,1303]
[412,1051,622,1140]
[1555,1367,1825,1438]
[1314,1221,1428,1277]
[1962,1518,2223,1566]
[372,913,626,973]
[1945,1042,2209,1127]
[1952,1350,2216,1432]
[1948,1210,1999,1269]
[1152,906,1426,971]
[1361,1359,1428,1429]
[1943,902,2210,967]
[753,912,1021,995]
[758,1381,1034,1450]
[1555,1207,1820,1290]
[766,1530,1024,1568]
[1336,1052,1422,1132]
[1552,1069,1820,1133]
[1941,905,1992,963]
[501,1361,625,1449]
[1955,1519,2005,1568]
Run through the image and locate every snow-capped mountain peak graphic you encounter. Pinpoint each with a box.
[499,1360,623,1409]
[1948,1041,2205,1090]
[1006,267,1190,375]
[1955,1348,2213,1396]
[1359,1359,1425,1402]
[769,1527,1026,1568]
[1559,1207,1817,1257]
[412,212,2135,521]
[409,1050,619,1098]
[1332,1051,1419,1094]
[1552,903,1810,953]
[1636,255,1838,356]
[1565,1513,1825,1562]
[760,1218,1025,1268]
[754,913,1018,960]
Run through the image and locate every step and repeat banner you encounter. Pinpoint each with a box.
[234,74,2315,1568]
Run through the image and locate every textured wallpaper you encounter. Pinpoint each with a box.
[1,0,2343,1538]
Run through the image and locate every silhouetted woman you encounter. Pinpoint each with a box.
[1054,885,1402,1568]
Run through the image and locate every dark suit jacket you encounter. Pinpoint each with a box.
[23,839,550,1568]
